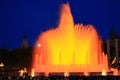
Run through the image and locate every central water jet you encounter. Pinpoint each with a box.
[32,3,109,76]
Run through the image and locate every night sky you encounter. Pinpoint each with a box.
[0,0,120,50]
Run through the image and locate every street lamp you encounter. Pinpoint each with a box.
[0,63,4,67]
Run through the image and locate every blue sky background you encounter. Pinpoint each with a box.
[0,0,120,50]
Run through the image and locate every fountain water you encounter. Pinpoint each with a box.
[32,3,109,76]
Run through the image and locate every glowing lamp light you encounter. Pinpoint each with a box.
[64,72,69,77]
[19,69,24,77]
[31,68,35,77]
[0,63,4,67]
[37,43,41,47]
[102,69,107,76]
[84,72,90,76]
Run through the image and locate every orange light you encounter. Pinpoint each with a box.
[31,68,35,77]
[32,3,109,75]
[102,69,107,76]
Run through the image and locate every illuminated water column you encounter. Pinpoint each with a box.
[37,43,42,65]
[32,3,109,75]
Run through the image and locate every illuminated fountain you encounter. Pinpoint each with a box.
[32,3,109,76]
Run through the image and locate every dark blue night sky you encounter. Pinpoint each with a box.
[0,0,120,50]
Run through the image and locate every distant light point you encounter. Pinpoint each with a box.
[37,43,41,47]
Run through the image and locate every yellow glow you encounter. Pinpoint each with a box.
[0,63,4,67]
[19,70,24,77]
[64,72,69,77]
[32,3,109,74]
[31,68,35,77]
[102,69,107,76]
[33,4,99,65]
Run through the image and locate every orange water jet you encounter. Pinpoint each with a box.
[32,3,109,75]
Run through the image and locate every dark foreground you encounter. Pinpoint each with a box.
[0,75,120,80]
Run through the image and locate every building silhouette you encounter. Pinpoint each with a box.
[22,35,29,48]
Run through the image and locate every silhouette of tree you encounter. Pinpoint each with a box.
[109,27,115,40]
